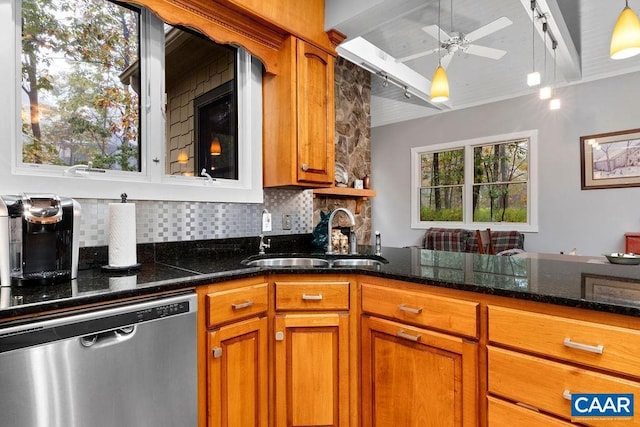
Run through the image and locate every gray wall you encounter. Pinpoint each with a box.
[371,71,640,256]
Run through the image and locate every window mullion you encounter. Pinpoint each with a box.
[464,144,474,223]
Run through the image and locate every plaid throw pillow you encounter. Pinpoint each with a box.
[491,231,524,253]
[431,231,466,252]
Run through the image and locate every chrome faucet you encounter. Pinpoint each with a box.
[326,207,357,255]
[258,234,271,255]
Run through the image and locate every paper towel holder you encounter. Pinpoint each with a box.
[101,192,142,272]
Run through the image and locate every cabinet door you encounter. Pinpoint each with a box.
[361,316,478,427]
[208,316,268,427]
[274,313,349,427]
[296,40,335,184]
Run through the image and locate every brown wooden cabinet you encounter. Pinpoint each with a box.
[200,280,269,427]
[487,305,640,425]
[207,316,268,426]
[361,316,478,427]
[264,36,336,187]
[273,279,351,426]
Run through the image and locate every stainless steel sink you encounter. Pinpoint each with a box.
[244,257,330,268]
[330,258,385,267]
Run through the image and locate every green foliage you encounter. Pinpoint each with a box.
[472,207,527,223]
[420,207,463,222]
[21,0,139,170]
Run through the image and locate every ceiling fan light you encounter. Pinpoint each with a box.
[430,65,449,102]
[527,71,541,87]
[539,86,552,99]
[549,97,561,110]
[610,4,640,59]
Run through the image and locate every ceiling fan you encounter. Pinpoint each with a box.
[398,16,513,69]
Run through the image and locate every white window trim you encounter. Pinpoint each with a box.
[410,129,538,232]
[0,1,263,203]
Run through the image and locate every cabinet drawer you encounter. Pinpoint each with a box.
[488,305,640,378]
[361,283,478,338]
[488,396,573,427]
[488,346,640,426]
[275,281,349,311]
[206,282,268,327]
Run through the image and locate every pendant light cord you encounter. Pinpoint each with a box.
[531,0,536,73]
[438,0,442,66]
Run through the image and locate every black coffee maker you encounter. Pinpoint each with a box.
[0,194,80,286]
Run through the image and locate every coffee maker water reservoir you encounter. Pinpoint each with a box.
[0,194,80,286]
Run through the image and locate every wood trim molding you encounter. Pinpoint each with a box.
[130,0,286,73]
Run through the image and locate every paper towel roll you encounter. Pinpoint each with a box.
[108,202,137,267]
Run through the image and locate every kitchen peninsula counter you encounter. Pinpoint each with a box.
[3,246,640,321]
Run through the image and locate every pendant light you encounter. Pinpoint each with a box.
[539,23,552,100]
[549,41,561,110]
[209,136,221,156]
[430,0,450,102]
[527,0,540,86]
[610,0,640,59]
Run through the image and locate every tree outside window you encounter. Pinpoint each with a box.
[21,0,140,171]
[416,136,530,226]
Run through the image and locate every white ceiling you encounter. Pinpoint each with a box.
[326,0,640,127]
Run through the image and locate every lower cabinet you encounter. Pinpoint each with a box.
[207,316,268,427]
[273,312,350,427]
[361,315,478,427]
[200,280,269,427]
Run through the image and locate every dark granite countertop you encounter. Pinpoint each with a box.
[3,242,640,321]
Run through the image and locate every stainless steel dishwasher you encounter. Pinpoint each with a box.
[0,292,197,427]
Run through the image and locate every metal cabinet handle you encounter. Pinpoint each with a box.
[563,390,572,401]
[301,163,309,171]
[398,304,423,314]
[563,337,604,354]
[396,330,421,342]
[231,300,254,310]
[302,293,323,301]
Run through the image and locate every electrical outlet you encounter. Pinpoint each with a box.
[282,214,292,230]
[262,212,272,232]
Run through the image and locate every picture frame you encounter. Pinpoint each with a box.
[580,128,640,190]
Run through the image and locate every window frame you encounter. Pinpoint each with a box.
[411,130,538,232]
[0,0,263,203]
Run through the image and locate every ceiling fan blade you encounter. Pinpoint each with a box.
[465,44,507,60]
[397,47,440,63]
[421,24,450,42]
[465,17,512,42]
[440,51,454,69]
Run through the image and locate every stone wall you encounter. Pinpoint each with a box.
[313,57,373,244]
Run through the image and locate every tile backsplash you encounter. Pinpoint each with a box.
[78,188,314,247]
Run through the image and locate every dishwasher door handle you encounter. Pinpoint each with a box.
[80,326,136,349]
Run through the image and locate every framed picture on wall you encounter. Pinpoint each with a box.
[580,128,640,190]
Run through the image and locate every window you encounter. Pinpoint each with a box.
[411,130,538,232]
[21,0,141,171]
[0,0,263,203]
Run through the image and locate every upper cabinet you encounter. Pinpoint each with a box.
[263,36,336,187]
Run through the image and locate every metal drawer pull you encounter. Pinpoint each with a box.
[231,300,254,310]
[397,330,422,342]
[302,293,323,301]
[563,390,572,401]
[398,304,423,314]
[563,337,604,354]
